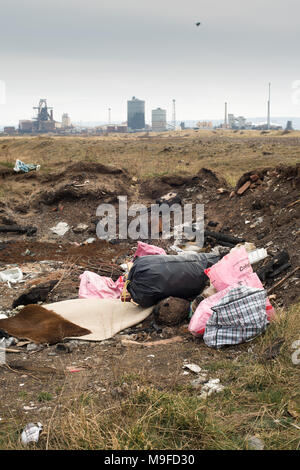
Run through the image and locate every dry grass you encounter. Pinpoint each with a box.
[0,129,300,187]
[1,302,299,450]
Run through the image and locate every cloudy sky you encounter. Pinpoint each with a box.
[0,0,300,125]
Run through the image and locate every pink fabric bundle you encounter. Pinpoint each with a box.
[189,247,275,337]
[79,242,166,300]
[133,241,166,258]
[79,271,125,300]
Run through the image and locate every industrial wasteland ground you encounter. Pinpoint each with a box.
[0,129,299,451]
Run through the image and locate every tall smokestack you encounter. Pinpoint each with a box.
[267,82,271,130]
[225,102,228,128]
[172,99,176,130]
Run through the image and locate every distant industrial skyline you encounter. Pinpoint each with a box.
[0,0,300,125]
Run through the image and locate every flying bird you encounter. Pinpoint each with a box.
[195,22,201,26]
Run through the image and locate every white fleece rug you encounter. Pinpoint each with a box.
[43,298,153,341]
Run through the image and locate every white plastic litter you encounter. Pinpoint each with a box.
[183,363,202,374]
[50,222,70,236]
[198,378,225,399]
[0,267,23,284]
[0,314,8,319]
[14,159,40,173]
[84,237,96,244]
[248,248,268,265]
[21,422,43,445]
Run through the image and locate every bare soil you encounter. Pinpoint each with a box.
[0,132,299,448]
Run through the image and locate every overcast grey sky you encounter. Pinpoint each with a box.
[0,0,300,125]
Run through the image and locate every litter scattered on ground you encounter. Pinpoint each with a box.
[183,363,202,374]
[50,222,70,236]
[21,422,43,446]
[14,159,40,173]
[246,436,265,451]
[198,379,225,399]
[0,267,23,284]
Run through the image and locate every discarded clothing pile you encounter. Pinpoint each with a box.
[127,252,219,308]
[0,299,153,344]
[78,241,166,300]
[14,159,40,173]
[189,246,275,348]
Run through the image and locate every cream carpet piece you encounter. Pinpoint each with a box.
[43,298,153,341]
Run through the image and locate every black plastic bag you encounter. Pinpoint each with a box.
[127,253,219,308]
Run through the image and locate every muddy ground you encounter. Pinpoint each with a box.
[0,134,299,444]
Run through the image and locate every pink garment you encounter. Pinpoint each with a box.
[133,241,166,258]
[189,272,276,337]
[204,246,252,291]
[79,271,124,300]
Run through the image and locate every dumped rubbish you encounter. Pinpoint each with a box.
[0,225,37,236]
[153,297,190,326]
[198,379,225,399]
[84,237,96,244]
[0,304,91,344]
[0,299,153,343]
[190,374,208,388]
[72,223,89,233]
[79,271,124,300]
[133,241,166,257]
[12,280,58,308]
[0,267,23,284]
[14,159,40,173]
[21,422,43,446]
[203,286,268,349]
[156,192,181,205]
[127,252,219,308]
[183,363,201,374]
[257,251,291,282]
[189,246,275,336]
[248,248,268,265]
[204,230,245,247]
[50,222,70,236]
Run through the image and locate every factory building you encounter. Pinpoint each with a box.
[62,113,71,128]
[152,108,166,132]
[127,96,145,130]
[228,113,250,129]
[19,99,61,133]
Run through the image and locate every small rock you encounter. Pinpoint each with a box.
[153,297,190,326]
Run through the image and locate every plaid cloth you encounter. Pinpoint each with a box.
[203,286,268,349]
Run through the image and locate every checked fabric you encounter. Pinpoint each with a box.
[203,285,268,349]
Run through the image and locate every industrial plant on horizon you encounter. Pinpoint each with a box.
[1,85,294,135]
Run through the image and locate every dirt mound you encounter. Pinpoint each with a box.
[65,161,126,175]
[142,167,226,199]
[37,185,122,206]
[235,163,300,192]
